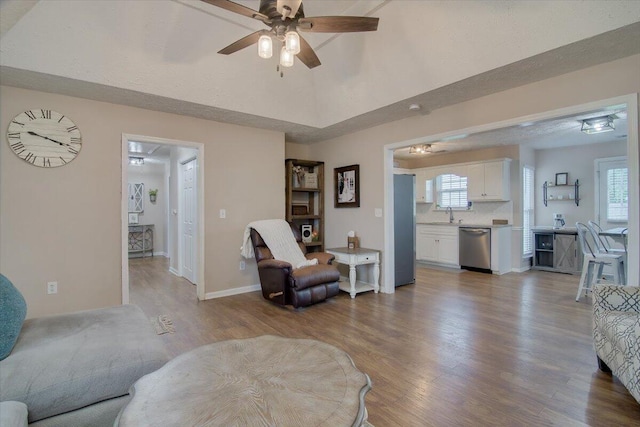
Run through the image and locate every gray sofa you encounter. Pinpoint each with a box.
[592,284,640,403]
[0,275,169,426]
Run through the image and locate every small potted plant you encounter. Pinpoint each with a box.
[149,189,158,203]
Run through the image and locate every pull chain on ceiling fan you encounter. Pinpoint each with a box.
[201,0,379,70]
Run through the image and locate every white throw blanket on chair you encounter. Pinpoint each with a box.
[241,219,318,269]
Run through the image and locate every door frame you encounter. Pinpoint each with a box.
[383,93,639,292]
[121,133,206,302]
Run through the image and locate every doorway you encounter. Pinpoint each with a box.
[383,94,639,291]
[121,134,206,303]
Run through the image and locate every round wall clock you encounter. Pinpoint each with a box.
[7,109,82,168]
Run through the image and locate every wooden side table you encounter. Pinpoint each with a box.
[116,336,371,427]
[326,247,380,298]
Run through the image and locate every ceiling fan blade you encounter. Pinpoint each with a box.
[218,31,263,55]
[200,0,270,23]
[297,35,321,69]
[298,16,379,33]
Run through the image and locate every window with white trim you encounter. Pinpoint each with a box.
[607,167,628,221]
[522,165,535,256]
[436,174,468,209]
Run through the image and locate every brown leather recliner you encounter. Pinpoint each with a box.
[249,223,340,308]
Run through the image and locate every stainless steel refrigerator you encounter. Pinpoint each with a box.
[394,174,416,287]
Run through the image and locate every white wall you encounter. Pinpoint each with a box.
[128,162,168,255]
[534,140,627,227]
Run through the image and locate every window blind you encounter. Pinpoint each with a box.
[522,166,535,256]
[437,174,468,208]
[607,167,628,221]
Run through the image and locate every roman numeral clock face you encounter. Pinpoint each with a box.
[7,109,82,167]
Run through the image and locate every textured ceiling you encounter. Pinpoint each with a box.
[393,107,628,159]
[1,0,639,143]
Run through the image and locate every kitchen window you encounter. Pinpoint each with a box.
[436,174,468,209]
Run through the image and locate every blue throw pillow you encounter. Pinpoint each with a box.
[0,274,27,360]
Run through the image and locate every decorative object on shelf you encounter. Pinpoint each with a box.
[128,213,139,225]
[148,189,158,203]
[301,225,313,243]
[581,115,615,134]
[292,165,305,188]
[347,230,360,249]
[291,204,308,215]
[312,229,319,241]
[334,164,360,208]
[555,172,568,186]
[7,109,82,168]
[304,172,317,188]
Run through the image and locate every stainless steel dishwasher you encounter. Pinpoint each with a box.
[459,227,491,272]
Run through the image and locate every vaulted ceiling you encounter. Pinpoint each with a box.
[1,0,639,143]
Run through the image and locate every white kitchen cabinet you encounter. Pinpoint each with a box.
[414,169,434,204]
[467,159,511,201]
[416,225,459,266]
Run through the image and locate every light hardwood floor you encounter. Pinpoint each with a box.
[129,257,640,426]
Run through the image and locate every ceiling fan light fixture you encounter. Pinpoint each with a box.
[280,46,294,67]
[284,30,301,54]
[581,115,615,134]
[258,34,273,59]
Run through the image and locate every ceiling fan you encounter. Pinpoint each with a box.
[201,0,379,69]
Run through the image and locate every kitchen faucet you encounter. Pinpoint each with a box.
[445,206,454,223]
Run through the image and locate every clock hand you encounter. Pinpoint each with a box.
[27,131,71,147]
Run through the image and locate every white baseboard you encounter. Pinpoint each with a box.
[153,251,168,257]
[169,267,180,277]
[512,266,531,273]
[205,284,261,300]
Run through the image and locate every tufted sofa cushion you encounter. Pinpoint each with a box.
[0,274,27,360]
[593,284,640,403]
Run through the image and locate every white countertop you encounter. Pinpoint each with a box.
[417,222,512,228]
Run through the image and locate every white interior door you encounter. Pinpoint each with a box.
[596,157,628,231]
[181,159,197,284]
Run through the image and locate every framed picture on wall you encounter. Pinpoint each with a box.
[555,172,568,186]
[128,213,139,224]
[334,164,360,208]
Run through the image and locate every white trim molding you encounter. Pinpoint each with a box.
[205,284,261,300]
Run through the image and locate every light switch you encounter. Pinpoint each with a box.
[374,208,383,218]
[219,209,226,219]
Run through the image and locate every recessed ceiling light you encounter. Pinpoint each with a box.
[409,104,421,111]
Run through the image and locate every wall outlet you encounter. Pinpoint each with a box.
[219,209,226,219]
[374,208,383,218]
[47,281,58,294]
[239,261,246,271]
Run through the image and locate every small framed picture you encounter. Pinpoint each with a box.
[334,164,360,208]
[128,212,139,224]
[555,172,568,186]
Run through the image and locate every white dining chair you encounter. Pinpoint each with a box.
[587,220,627,254]
[575,222,626,301]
